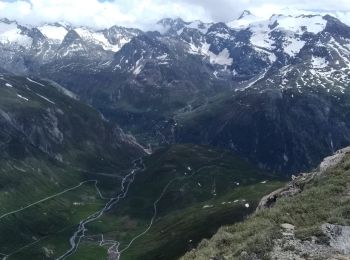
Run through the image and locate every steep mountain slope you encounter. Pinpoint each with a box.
[173,15,350,173]
[182,147,350,260]
[175,87,350,173]
[0,74,144,169]
[2,12,350,173]
[0,73,145,259]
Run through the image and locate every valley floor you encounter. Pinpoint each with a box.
[0,145,284,260]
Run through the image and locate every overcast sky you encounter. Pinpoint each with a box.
[1,0,350,29]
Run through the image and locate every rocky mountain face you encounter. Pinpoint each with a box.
[0,73,145,171]
[2,12,350,173]
[0,18,141,74]
[175,87,350,173]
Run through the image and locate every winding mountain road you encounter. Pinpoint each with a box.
[116,161,222,259]
[0,180,97,222]
[57,159,144,260]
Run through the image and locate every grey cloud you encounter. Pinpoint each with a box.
[173,0,350,21]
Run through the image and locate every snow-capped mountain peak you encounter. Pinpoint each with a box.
[0,18,32,48]
[228,10,265,29]
[238,10,252,20]
[268,14,327,34]
[229,11,328,32]
[1,12,350,95]
[38,24,68,44]
[157,18,212,35]
[0,18,141,56]
[226,12,329,59]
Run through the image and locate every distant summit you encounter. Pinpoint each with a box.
[238,10,252,19]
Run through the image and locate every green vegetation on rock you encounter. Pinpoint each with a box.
[183,150,350,260]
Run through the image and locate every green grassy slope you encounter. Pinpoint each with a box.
[182,149,350,260]
[66,144,285,260]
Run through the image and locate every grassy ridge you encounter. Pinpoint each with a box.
[183,152,350,259]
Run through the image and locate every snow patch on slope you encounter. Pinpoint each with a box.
[311,56,328,69]
[209,48,233,66]
[133,58,144,75]
[17,94,29,101]
[45,80,78,100]
[283,37,305,57]
[188,42,232,66]
[35,93,55,104]
[60,42,85,57]
[74,28,123,52]
[250,24,275,50]
[27,77,45,87]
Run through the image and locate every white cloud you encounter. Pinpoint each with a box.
[0,0,208,28]
[0,0,350,29]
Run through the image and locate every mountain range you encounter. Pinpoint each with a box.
[2,10,350,173]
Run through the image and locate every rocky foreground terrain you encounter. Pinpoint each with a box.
[183,146,350,259]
